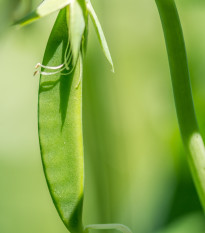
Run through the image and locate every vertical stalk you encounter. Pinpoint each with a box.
[155,0,205,211]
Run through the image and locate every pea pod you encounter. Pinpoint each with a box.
[16,1,132,233]
[38,8,84,233]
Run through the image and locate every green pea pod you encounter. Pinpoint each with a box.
[38,8,84,233]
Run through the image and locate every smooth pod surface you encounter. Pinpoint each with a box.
[38,8,84,233]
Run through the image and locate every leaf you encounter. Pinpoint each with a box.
[68,0,85,66]
[14,0,72,27]
[86,0,114,72]
[38,8,84,233]
[0,0,22,34]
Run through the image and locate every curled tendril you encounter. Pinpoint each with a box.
[34,41,74,76]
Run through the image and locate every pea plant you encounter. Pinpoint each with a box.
[14,0,205,232]
[15,0,131,233]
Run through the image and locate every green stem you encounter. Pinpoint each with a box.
[84,224,132,233]
[155,0,205,211]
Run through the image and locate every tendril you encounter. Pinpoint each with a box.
[34,41,74,77]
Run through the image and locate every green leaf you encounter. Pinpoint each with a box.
[14,0,72,26]
[38,8,84,233]
[68,0,85,66]
[86,0,114,72]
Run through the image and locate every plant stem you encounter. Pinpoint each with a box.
[84,224,132,233]
[155,0,205,211]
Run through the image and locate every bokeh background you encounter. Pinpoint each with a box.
[1,0,205,232]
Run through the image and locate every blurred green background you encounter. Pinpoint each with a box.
[1,0,205,232]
